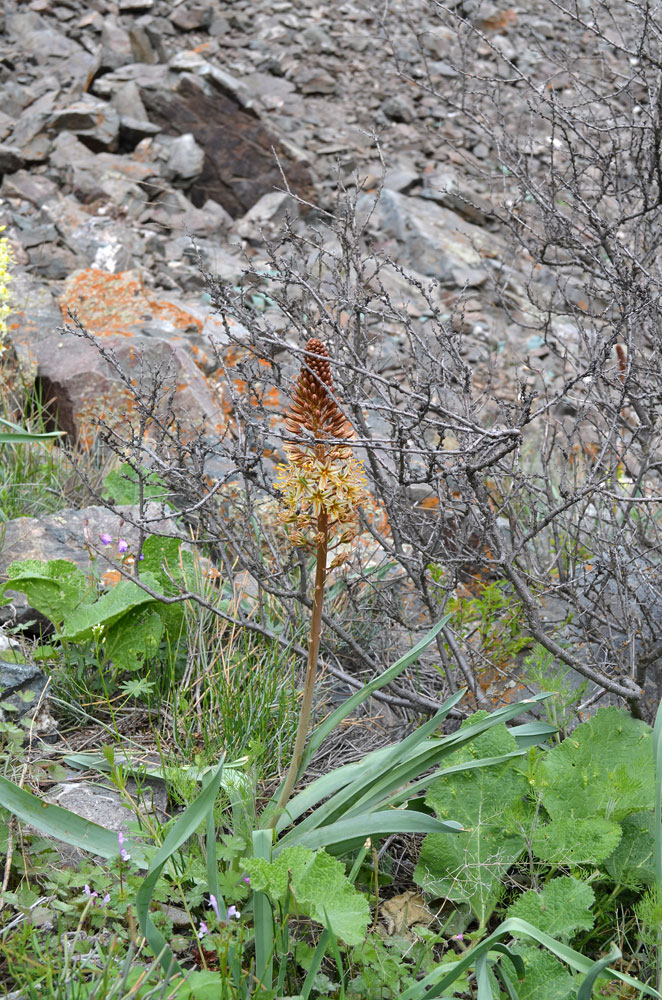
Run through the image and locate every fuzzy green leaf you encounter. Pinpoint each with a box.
[603,811,656,890]
[245,845,370,946]
[532,816,622,865]
[506,877,594,940]
[103,463,168,505]
[414,715,532,926]
[0,559,91,626]
[537,707,654,822]
[513,947,576,1000]
[60,572,161,641]
[103,607,164,673]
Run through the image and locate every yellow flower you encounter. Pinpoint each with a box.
[0,226,14,352]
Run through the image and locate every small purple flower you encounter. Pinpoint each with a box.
[117,538,129,554]
[227,905,240,920]
[243,876,250,885]
[209,894,220,920]
[118,832,131,862]
[84,885,110,907]
[198,921,209,939]
[99,533,113,546]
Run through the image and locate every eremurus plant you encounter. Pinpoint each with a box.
[269,337,369,826]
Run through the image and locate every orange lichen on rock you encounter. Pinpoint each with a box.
[58,269,203,338]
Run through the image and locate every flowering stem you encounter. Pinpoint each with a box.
[269,511,328,828]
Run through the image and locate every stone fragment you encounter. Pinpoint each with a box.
[1,170,59,207]
[0,661,48,723]
[0,111,13,142]
[129,20,163,64]
[166,133,205,182]
[170,4,212,31]
[141,76,313,217]
[111,80,149,122]
[27,244,81,282]
[0,146,25,176]
[294,67,337,95]
[234,191,299,242]
[100,16,134,70]
[381,95,415,123]
[357,189,496,282]
[46,97,120,153]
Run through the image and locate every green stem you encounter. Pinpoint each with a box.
[268,511,328,828]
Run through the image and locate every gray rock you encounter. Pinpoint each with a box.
[0,504,182,628]
[0,111,13,142]
[100,17,135,70]
[47,97,120,153]
[27,243,81,281]
[111,80,149,122]
[381,95,416,124]
[294,67,337,95]
[0,661,48,723]
[13,222,59,249]
[356,189,494,282]
[39,775,169,866]
[167,132,206,182]
[1,170,59,207]
[170,5,212,31]
[129,20,164,65]
[0,146,25,175]
[301,25,335,53]
[234,191,299,242]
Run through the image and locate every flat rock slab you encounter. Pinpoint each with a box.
[34,775,168,867]
[141,76,314,217]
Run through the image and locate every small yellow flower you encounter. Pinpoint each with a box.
[0,226,14,353]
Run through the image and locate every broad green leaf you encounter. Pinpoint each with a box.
[0,774,144,865]
[61,572,161,641]
[141,535,195,591]
[415,715,532,926]
[103,607,164,673]
[103,462,168,505]
[603,811,656,890]
[512,947,576,1000]
[532,816,622,865]
[245,845,370,946]
[0,559,91,625]
[537,707,654,822]
[506,877,595,940]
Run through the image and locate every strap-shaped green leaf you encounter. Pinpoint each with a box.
[277,809,463,853]
[0,774,144,864]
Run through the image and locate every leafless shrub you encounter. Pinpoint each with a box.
[64,0,662,721]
